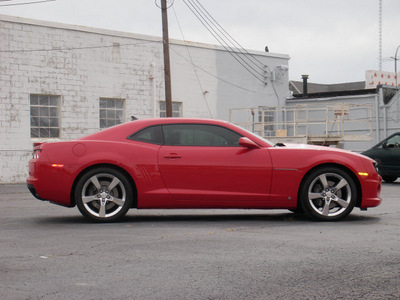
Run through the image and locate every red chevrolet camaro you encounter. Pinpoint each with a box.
[27,118,382,222]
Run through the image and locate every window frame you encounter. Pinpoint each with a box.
[30,94,61,139]
[99,98,125,129]
[384,134,400,149]
[258,108,275,137]
[162,124,243,147]
[128,124,243,147]
[159,101,182,118]
[127,125,164,145]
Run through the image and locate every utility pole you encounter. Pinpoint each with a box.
[161,0,173,117]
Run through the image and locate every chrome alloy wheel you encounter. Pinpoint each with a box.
[81,173,127,218]
[307,172,351,217]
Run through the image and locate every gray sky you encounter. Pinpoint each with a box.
[1,0,399,83]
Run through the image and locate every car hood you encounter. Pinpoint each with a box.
[281,143,373,160]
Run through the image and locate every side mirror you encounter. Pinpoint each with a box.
[239,137,260,149]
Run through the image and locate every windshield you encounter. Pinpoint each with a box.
[230,123,275,146]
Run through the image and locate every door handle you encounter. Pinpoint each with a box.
[164,153,182,159]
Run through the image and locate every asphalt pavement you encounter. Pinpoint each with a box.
[1,183,399,300]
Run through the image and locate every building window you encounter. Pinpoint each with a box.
[99,98,125,129]
[30,94,60,138]
[160,101,182,117]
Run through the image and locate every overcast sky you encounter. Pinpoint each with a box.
[1,0,399,84]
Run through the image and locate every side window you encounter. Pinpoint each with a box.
[128,125,163,145]
[163,124,242,147]
[385,134,400,148]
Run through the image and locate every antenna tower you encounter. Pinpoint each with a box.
[379,0,382,71]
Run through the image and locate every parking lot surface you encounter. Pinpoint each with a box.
[1,183,399,299]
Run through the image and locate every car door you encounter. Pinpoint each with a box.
[157,124,272,206]
[377,133,400,174]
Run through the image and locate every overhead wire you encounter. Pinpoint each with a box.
[1,0,280,99]
[171,3,213,118]
[2,34,266,95]
[182,0,266,84]
[0,0,56,7]
[192,0,281,102]
[184,0,265,80]
[191,0,266,71]
[182,0,281,101]
[0,39,162,53]
[169,47,269,95]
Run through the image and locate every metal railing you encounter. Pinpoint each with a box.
[229,103,374,144]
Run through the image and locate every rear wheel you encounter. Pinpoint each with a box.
[75,167,133,222]
[381,175,397,183]
[300,167,357,221]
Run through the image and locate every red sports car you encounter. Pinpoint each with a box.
[27,118,382,222]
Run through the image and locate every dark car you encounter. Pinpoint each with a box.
[362,132,400,182]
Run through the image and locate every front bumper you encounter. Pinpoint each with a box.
[360,176,382,209]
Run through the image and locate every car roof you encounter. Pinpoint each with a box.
[79,118,234,142]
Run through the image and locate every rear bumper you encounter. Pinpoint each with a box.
[27,183,45,200]
[27,160,75,207]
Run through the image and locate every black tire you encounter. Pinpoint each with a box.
[300,167,357,221]
[75,167,133,222]
[382,175,397,183]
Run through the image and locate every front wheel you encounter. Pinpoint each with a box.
[75,167,133,222]
[300,167,357,221]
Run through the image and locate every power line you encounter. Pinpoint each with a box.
[183,0,281,102]
[183,0,266,84]
[0,0,56,7]
[0,39,162,53]
[171,4,213,118]
[2,36,270,96]
[185,0,265,80]
[191,0,266,71]
[170,47,269,95]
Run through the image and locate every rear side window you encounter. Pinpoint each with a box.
[162,124,242,146]
[128,125,163,145]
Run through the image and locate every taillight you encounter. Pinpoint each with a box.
[32,142,45,159]
[33,149,42,159]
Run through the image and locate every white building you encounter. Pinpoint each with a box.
[0,14,289,183]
